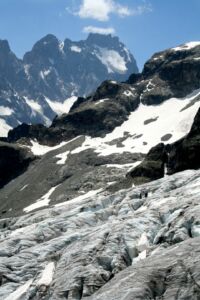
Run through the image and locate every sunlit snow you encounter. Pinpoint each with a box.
[0,118,12,137]
[5,279,33,300]
[95,48,127,74]
[55,189,103,208]
[0,106,13,116]
[24,185,59,212]
[55,150,70,165]
[173,41,200,51]
[29,136,80,156]
[72,90,200,156]
[37,262,55,287]
[25,98,43,115]
[46,96,77,115]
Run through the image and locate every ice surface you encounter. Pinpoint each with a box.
[1,169,200,298]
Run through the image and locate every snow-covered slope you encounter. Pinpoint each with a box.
[72,89,200,156]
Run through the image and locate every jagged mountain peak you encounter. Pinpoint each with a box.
[0,33,138,137]
[0,39,11,53]
[23,34,61,63]
[86,32,120,46]
[34,33,59,46]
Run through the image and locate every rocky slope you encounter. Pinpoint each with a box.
[0,33,138,136]
[0,41,200,299]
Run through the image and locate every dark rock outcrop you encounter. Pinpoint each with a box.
[167,107,200,174]
[138,44,200,105]
[127,143,168,184]
[0,142,35,188]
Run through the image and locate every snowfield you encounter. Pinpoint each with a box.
[72,89,200,156]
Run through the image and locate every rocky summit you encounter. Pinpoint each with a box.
[0,41,200,299]
[0,33,137,136]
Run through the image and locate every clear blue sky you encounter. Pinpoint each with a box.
[0,0,200,71]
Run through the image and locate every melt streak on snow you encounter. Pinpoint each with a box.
[72,90,200,156]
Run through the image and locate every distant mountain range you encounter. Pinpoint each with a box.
[0,33,138,136]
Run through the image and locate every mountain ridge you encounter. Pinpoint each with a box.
[0,33,138,136]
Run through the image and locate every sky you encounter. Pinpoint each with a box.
[0,0,200,71]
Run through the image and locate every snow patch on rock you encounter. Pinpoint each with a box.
[0,106,14,116]
[55,150,70,165]
[24,185,59,212]
[71,45,82,53]
[0,118,12,137]
[46,96,77,115]
[95,48,127,74]
[173,41,200,51]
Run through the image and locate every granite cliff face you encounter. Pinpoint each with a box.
[0,41,200,299]
[0,33,138,136]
